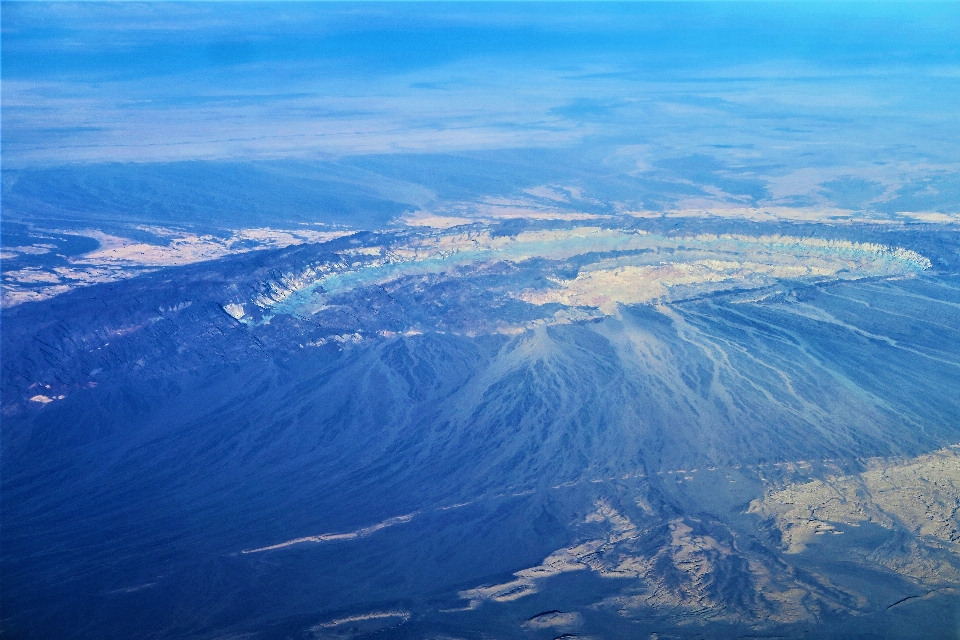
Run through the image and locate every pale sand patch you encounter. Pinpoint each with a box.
[313,611,410,629]
[77,233,234,266]
[514,234,927,315]
[405,206,602,226]
[458,541,596,604]
[523,185,571,202]
[2,285,73,308]
[223,304,245,320]
[343,246,383,256]
[3,244,55,256]
[5,268,62,284]
[233,227,350,245]
[242,512,417,553]
[476,203,603,221]
[458,500,637,607]
[518,263,726,314]
[2,227,353,308]
[897,211,960,224]
[749,446,960,583]
[402,213,475,228]
[629,205,960,225]
[72,227,352,267]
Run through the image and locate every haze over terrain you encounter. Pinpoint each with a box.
[3,3,960,639]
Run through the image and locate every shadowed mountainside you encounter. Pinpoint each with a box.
[3,221,960,639]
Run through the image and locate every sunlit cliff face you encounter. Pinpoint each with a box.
[245,225,930,330]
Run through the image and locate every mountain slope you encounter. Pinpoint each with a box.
[3,222,960,639]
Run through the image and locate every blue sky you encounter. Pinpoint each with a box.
[2,2,960,217]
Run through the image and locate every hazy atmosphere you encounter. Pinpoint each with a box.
[3,3,960,639]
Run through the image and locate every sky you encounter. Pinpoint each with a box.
[2,2,960,219]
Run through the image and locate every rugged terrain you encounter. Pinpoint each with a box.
[4,218,960,639]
